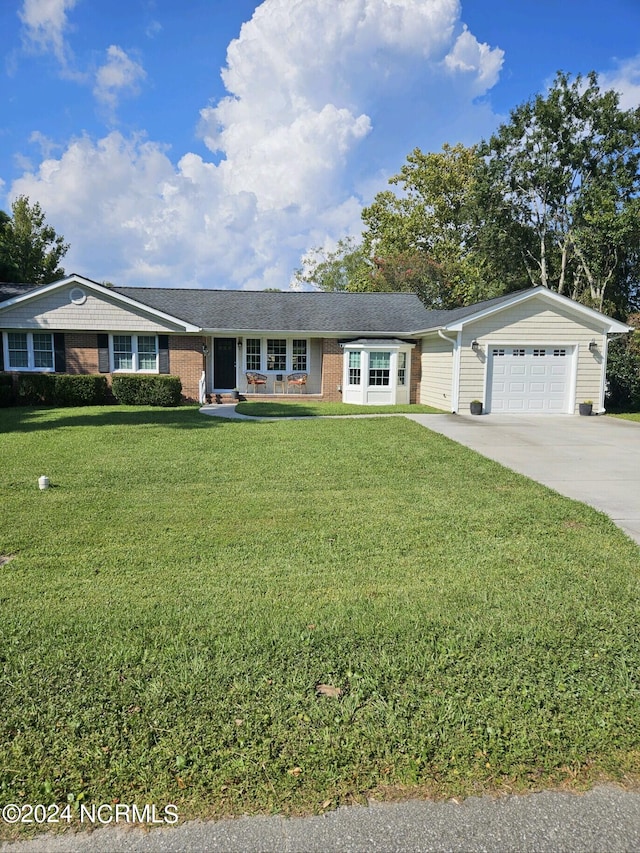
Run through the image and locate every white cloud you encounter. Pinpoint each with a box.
[10,0,505,289]
[94,46,147,112]
[600,56,640,110]
[19,0,78,67]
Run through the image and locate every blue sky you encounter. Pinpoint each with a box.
[1,0,639,290]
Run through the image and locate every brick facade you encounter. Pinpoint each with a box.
[321,339,344,402]
[410,340,422,404]
[64,332,205,402]
[168,336,205,402]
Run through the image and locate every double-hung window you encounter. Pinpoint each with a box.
[111,335,158,372]
[267,339,287,371]
[244,338,309,373]
[368,351,391,386]
[6,332,54,370]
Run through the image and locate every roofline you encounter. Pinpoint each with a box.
[411,287,633,335]
[202,327,420,337]
[0,274,202,333]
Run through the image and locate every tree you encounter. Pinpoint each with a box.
[294,237,371,292]
[360,143,501,307]
[0,196,69,284]
[478,71,640,312]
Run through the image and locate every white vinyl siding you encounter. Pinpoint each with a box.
[419,334,455,410]
[458,301,605,414]
[0,288,182,332]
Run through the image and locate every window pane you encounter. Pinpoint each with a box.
[8,333,29,368]
[398,351,407,386]
[113,335,133,370]
[267,339,286,371]
[137,336,157,370]
[369,351,390,369]
[245,338,261,371]
[292,339,307,372]
[33,333,53,369]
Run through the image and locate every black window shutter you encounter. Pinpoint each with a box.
[54,333,66,373]
[0,334,4,372]
[158,335,170,374]
[97,334,110,373]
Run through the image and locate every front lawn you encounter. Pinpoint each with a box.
[610,412,640,422]
[235,400,445,417]
[0,406,639,836]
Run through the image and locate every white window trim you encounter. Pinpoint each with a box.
[341,341,414,405]
[240,337,310,374]
[3,331,55,372]
[109,334,159,374]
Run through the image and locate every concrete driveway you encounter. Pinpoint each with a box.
[408,413,640,545]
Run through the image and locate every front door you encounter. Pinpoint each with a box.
[213,338,237,389]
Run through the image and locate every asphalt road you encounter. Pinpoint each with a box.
[2,785,640,852]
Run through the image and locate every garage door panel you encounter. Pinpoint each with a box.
[489,346,571,414]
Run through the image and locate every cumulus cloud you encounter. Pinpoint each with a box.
[600,56,640,110]
[11,0,505,288]
[94,46,147,112]
[19,0,78,67]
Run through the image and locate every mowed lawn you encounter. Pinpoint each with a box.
[0,406,639,832]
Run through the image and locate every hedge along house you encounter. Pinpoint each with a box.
[0,274,632,413]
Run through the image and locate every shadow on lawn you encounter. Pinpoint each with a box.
[0,405,256,433]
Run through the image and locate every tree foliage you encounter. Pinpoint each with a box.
[479,71,640,313]
[0,196,68,284]
[300,72,640,316]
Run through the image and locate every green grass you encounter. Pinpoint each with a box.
[609,412,640,422]
[1,405,639,836]
[235,400,445,417]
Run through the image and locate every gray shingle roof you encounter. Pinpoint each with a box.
[0,283,40,302]
[113,287,437,334]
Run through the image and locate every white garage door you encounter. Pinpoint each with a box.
[489,346,571,413]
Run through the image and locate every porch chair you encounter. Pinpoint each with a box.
[287,372,307,393]
[245,371,267,393]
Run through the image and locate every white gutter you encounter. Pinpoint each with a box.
[438,329,461,413]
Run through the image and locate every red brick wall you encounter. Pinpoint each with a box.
[169,336,205,402]
[64,333,205,402]
[66,333,99,374]
[321,339,343,402]
[410,340,422,404]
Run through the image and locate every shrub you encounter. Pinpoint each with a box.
[16,373,56,405]
[53,375,109,406]
[0,374,14,407]
[606,334,640,411]
[15,374,109,406]
[111,374,182,407]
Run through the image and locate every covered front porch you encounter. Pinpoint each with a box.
[200,335,323,402]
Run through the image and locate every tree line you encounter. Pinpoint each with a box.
[0,196,68,285]
[296,71,640,320]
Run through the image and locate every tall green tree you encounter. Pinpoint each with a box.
[0,196,69,284]
[360,143,501,307]
[479,71,640,312]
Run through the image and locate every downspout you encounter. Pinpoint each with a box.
[438,329,461,413]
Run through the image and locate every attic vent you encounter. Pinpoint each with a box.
[69,287,87,305]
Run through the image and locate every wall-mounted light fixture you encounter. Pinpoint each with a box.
[237,339,243,348]
[202,343,209,355]
[471,340,480,352]
[589,339,598,352]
